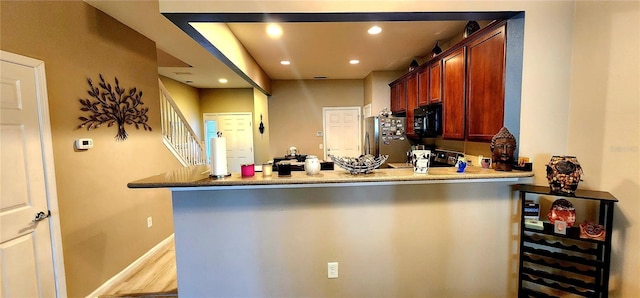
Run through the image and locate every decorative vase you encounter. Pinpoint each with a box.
[409,59,419,71]
[305,155,320,175]
[546,156,583,195]
[431,41,442,57]
[464,21,481,38]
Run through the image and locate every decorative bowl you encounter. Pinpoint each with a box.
[328,154,388,175]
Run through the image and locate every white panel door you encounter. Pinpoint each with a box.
[323,107,361,160]
[205,113,254,173]
[0,58,57,297]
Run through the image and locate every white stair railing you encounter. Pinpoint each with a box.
[158,79,206,167]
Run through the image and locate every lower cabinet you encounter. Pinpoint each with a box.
[515,184,617,298]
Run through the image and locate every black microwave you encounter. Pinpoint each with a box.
[414,103,442,137]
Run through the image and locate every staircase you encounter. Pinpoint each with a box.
[158,79,206,166]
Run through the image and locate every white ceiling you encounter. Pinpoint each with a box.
[85,1,501,90]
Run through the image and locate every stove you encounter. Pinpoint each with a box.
[431,149,464,167]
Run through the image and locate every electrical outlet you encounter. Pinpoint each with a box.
[328,262,338,279]
[147,216,153,228]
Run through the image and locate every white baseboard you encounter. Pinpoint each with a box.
[86,234,175,298]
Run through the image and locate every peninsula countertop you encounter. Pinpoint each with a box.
[128,164,534,190]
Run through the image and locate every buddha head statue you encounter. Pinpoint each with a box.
[490,127,516,171]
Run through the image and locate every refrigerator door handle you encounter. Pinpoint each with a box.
[364,132,371,155]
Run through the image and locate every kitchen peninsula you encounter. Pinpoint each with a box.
[129,166,533,297]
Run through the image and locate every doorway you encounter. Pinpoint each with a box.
[0,50,66,297]
[203,113,254,173]
[322,107,361,160]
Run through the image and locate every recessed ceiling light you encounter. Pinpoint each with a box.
[280,60,291,65]
[218,78,228,84]
[349,59,360,65]
[368,26,382,35]
[266,24,282,38]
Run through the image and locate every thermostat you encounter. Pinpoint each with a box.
[75,138,93,150]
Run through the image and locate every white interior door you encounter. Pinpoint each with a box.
[323,107,361,160]
[1,52,65,297]
[203,113,254,173]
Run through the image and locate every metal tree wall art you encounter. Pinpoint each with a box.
[77,74,152,141]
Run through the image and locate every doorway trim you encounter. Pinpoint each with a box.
[0,50,67,297]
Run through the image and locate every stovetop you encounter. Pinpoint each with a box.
[431,149,465,167]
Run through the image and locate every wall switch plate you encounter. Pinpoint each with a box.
[319,144,323,149]
[328,262,338,278]
[147,216,153,228]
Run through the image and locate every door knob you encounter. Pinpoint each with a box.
[33,210,51,222]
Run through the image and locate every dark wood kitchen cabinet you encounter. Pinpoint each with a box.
[406,73,418,134]
[466,24,506,141]
[442,47,466,140]
[428,60,442,104]
[389,20,507,141]
[390,79,406,114]
[418,67,429,106]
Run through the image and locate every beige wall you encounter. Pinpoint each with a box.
[364,71,404,116]
[253,89,272,164]
[0,1,180,297]
[200,88,254,114]
[568,1,639,296]
[175,182,522,297]
[159,75,202,139]
[268,80,364,158]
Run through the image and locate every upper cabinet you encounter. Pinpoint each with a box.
[442,48,466,140]
[428,61,442,104]
[390,79,406,114]
[406,73,419,134]
[466,25,506,141]
[418,67,430,107]
[389,20,507,142]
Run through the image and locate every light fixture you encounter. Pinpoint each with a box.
[349,59,360,65]
[266,24,282,38]
[368,26,382,35]
[280,60,291,65]
[218,78,228,84]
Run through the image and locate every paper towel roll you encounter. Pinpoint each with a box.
[210,137,228,176]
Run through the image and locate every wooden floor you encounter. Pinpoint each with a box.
[99,239,178,297]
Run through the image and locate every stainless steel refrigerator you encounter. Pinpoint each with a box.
[363,116,411,163]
